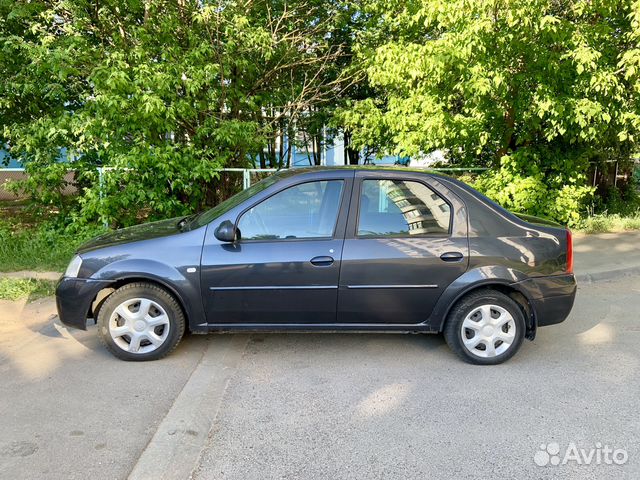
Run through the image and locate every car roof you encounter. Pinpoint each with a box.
[275,166,451,177]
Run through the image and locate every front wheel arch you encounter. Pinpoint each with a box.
[91,277,189,331]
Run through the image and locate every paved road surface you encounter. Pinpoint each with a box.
[192,277,639,480]
[0,298,209,479]
[1,278,638,479]
[573,231,640,281]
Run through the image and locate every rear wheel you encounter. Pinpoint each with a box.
[97,282,185,361]
[443,290,526,365]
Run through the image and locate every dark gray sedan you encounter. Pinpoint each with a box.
[56,167,576,364]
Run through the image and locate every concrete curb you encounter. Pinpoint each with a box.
[127,334,250,480]
[0,271,61,281]
[574,266,640,284]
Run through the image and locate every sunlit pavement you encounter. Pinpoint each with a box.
[573,231,640,280]
[191,278,640,480]
[0,298,210,480]
[1,277,639,479]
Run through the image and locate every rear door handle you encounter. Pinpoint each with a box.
[310,256,334,266]
[440,251,464,262]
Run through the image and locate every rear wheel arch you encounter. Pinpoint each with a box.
[439,282,536,338]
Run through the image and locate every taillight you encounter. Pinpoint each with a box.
[566,229,573,274]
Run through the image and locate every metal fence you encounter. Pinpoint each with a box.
[0,168,80,201]
[0,167,282,202]
[0,169,26,201]
[0,166,487,202]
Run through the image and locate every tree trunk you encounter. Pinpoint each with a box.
[313,133,322,165]
[278,115,284,169]
[286,123,294,168]
[344,130,360,165]
[496,104,516,162]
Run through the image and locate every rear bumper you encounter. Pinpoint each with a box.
[516,274,577,327]
[56,277,113,330]
[531,292,576,326]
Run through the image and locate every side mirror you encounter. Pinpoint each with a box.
[214,220,238,243]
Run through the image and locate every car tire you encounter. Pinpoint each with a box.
[97,282,185,361]
[443,289,526,365]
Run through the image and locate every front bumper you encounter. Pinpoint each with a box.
[56,277,113,330]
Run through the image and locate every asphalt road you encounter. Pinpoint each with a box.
[0,298,210,480]
[193,277,640,480]
[1,277,639,479]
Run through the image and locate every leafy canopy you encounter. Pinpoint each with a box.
[2,0,640,226]
[0,0,349,225]
[340,0,640,224]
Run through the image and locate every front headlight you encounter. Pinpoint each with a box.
[64,255,83,278]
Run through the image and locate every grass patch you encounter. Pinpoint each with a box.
[0,219,105,272]
[577,213,640,234]
[0,278,57,301]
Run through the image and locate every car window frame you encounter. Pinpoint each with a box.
[353,176,454,239]
[234,178,348,243]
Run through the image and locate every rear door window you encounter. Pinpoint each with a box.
[357,179,451,237]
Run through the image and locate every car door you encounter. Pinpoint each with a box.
[200,171,353,325]
[337,170,468,324]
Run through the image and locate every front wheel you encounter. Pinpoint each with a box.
[443,290,526,365]
[97,282,185,361]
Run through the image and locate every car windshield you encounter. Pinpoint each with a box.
[189,172,282,228]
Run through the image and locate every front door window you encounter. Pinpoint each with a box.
[238,180,344,240]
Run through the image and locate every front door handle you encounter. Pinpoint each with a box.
[310,256,334,266]
[440,251,464,262]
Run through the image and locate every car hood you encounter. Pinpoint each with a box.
[77,217,184,254]
[513,212,563,228]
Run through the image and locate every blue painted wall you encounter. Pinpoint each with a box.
[0,150,21,168]
[0,148,72,168]
[1,142,413,169]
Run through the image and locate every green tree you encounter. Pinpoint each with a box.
[340,0,640,224]
[0,0,349,226]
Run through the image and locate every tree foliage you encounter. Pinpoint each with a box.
[0,0,351,225]
[2,0,640,226]
[340,0,640,224]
